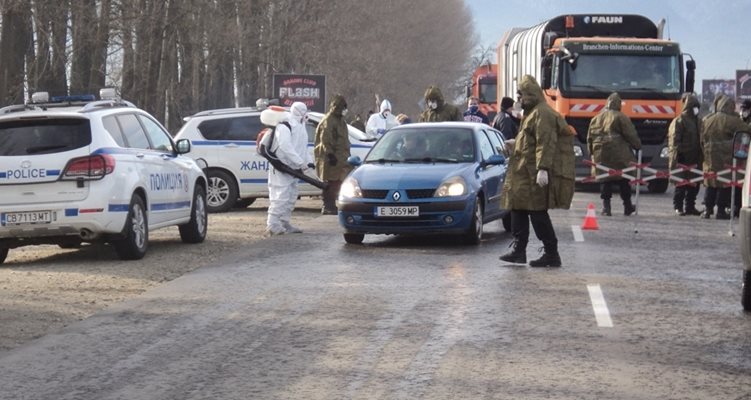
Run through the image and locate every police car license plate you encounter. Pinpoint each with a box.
[2,210,54,226]
[375,206,419,217]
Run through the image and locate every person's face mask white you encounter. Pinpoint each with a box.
[693,107,700,116]
[382,110,390,118]
[743,110,750,119]
[428,101,438,110]
[342,108,349,117]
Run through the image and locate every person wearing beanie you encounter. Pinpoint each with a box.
[492,96,519,139]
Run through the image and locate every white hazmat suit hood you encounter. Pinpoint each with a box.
[366,99,398,137]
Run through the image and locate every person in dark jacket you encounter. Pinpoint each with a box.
[741,99,751,125]
[419,86,463,122]
[463,96,489,124]
[587,92,641,216]
[492,96,519,139]
[668,94,703,215]
[499,75,575,268]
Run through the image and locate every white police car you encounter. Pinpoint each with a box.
[174,105,375,212]
[0,89,207,263]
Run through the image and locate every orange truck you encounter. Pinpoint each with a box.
[467,63,498,121]
[496,14,696,193]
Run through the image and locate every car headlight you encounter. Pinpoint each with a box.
[573,145,583,157]
[339,177,362,198]
[434,177,467,197]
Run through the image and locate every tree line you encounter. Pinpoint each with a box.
[0,0,476,132]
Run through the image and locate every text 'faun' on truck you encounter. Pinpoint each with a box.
[496,14,696,193]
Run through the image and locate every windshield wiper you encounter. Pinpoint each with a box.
[26,144,69,154]
[365,158,401,164]
[404,157,459,163]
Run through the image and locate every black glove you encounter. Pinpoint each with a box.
[327,153,337,166]
[307,162,315,169]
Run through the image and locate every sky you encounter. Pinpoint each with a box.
[467,0,751,88]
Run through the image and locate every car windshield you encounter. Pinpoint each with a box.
[0,118,91,156]
[562,54,681,94]
[365,127,475,163]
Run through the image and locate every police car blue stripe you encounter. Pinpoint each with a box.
[0,172,6,178]
[151,201,191,211]
[192,141,255,146]
[65,209,79,217]
[240,179,267,184]
[46,170,61,176]
[108,204,130,212]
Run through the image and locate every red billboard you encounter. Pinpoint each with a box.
[273,74,326,113]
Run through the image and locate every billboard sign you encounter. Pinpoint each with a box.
[737,70,751,101]
[272,74,326,113]
[702,79,736,107]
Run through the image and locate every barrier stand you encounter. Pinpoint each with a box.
[728,158,742,237]
[633,150,642,233]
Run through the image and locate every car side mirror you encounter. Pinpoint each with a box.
[347,155,362,166]
[733,131,751,160]
[482,154,505,167]
[175,138,191,154]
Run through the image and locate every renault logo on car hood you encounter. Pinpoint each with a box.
[20,160,31,168]
[392,191,401,201]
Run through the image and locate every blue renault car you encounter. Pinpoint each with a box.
[337,122,510,245]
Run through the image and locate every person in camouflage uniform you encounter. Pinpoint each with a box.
[499,75,575,268]
[668,94,703,216]
[418,86,463,122]
[314,95,352,215]
[701,95,749,219]
[587,92,641,216]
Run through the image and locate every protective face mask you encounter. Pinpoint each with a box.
[382,111,390,118]
[428,101,438,110]
[743,110,750,119]
[693,107,700,116]
[469,105,479,113]
[513,101,522,112]
[342,108,349,117]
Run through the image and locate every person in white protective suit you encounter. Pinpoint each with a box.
[265,102,314,236]
[366,99,398,137]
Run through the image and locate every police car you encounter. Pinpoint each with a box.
[174,104,375,212]
[0,89,208,264]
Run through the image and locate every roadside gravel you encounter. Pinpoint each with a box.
[0,198,322,352]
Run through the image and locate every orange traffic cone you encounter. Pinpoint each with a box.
[581,202,599,230]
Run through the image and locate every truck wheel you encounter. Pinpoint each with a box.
[0,248,8,264]
[113,195,148,260]
[647,179,669,194]
[343,233,364,244]
[206,169,237,213]
[743,270,751,312]
[179,185,208,244]
[463,197,484,245]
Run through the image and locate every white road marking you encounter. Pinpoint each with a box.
[572,225,584,242]
[587,284,613,328]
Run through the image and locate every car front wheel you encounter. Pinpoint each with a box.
[206,169,238,213]
[113,195,148,260]
[179,185,208,243]
[743,270,751,312]
[344,233,364,244]
[463,197,483,245]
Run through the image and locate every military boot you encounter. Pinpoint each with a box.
[601,199,612,216]
[529,243,562,267]
[684,206,702,216]
[499,241,527,264]
[624,199,636,216]
[716,208,731,220]
[701,207,713,219]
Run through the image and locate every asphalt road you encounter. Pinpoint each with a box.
[0,191,749,400]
